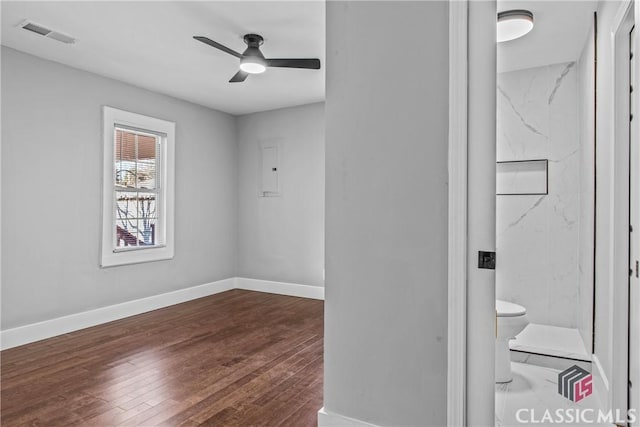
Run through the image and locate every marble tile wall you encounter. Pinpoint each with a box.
[496,62,581,329]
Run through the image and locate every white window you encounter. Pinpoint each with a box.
[101,106,175,267]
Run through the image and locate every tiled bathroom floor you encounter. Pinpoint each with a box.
[496,362,609,427]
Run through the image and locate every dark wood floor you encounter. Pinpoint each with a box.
[1,290,324,426]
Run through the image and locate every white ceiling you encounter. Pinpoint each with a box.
[1,1,325,115]
[498,0,597,73]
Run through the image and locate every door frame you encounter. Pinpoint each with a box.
[447,1,469,425]
[611,0,636,417]
[629,19,639,424]
[446,0,640,424]
[630,13,640,425]
[447,1,497,426]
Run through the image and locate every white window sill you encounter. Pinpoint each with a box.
[101,245,174,268]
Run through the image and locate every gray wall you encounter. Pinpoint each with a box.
[1,47,238,329]
[323,2,449,425]
[236,103,324,286]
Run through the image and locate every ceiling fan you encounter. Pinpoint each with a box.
[194,33,321,83]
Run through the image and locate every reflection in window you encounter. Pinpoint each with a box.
[114,128,160,248]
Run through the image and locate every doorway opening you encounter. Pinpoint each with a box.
[494,2,600,424]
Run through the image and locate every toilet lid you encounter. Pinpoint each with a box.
[496,300,526,317]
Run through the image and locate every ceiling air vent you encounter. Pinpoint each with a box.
[18,20,76,44]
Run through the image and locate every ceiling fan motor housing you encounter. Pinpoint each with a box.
[243,34,264,47]
[242,35,265,61]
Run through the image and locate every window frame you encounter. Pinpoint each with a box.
[101,106,175,267]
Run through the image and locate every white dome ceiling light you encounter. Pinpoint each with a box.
[497,10,534,43]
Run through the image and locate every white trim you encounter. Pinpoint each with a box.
[447,1,468,427]
[0,277,324,350]
[0,278,234,350]
[611,0,633,39]
[100,106,176,267]
[317,407,379,427]
[235,277,324,300]
[593,353,610,391]
[610,0,635,415]
[631,3,640,419]
[465,2,497,424]
[592,354,611,412]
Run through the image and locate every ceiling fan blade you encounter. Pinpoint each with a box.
[265,58,321,69]
[229,70,249,83]
[193,36,242,59]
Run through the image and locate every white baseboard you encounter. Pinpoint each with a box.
[592,354,610,412]
[1,277,324,351]
[235,277,325,300]
[317,407,379,427]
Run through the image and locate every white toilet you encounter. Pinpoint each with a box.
[495,299,529,383]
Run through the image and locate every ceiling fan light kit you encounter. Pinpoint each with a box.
[240,58,266,74]
[194,33,320,83]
